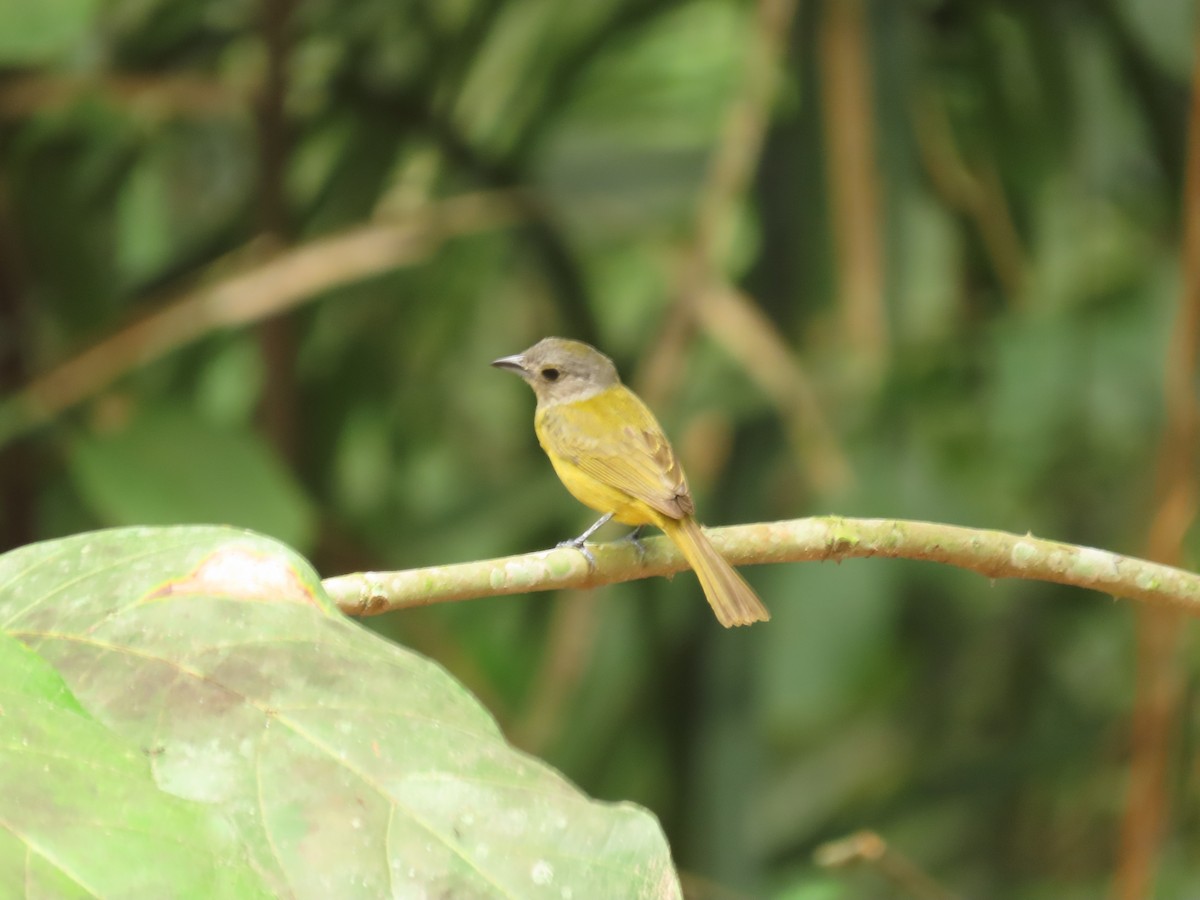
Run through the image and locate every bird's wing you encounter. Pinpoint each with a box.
[537,388,695,521]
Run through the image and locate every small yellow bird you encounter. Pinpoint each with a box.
[492,337,769,627]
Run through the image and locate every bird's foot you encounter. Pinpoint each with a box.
[622,525,648,562]
[556,536,597,569]
[557,513,613,571]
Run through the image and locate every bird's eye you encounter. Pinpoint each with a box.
[541,367,560,382]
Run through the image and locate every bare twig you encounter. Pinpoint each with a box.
[819,0,887,373]
[632,0,844,497]
[912,87,1027,302]
[0,73,242,120]
[0,180,33,550]
[255,0,299,460]
[0,191,522,446]
[633,0,849,500]
[696,284,852,491]
[1113,29,1200,900]
[639,0,800,405]
[323,516,1200,618]
[815,830,959,900]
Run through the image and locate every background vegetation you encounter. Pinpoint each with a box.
[1,0,1197,896]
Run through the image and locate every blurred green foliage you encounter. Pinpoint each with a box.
[0,0,1197,896]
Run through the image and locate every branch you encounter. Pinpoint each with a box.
[819,0,887,370]
[696,284,852,491]
[1113,26,1200,900]
[638,0,799,404]
[0,191,522,446]
[323,516,1200,617]
[255,0,299,459]
[0,73,242,120]
[815,830,958,900]
[911,86,1026,302]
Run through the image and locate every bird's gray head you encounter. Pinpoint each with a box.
[491,337,621,407]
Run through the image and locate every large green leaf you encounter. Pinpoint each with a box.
[0,527,681,899]
[0,631,268,897]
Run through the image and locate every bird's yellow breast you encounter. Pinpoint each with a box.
[533,385,686,528]
[542,444,661,526]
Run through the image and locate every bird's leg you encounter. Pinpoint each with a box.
[557,513,613,568]
[566,512,614,545]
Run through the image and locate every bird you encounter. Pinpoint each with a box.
[492,337,769,627]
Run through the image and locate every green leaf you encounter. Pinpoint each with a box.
[0,526,682,898]
[0,629,85,713]
[0,0,96,63]
[68,410,317,551]
[0,632,268,897]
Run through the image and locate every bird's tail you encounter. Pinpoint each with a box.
[661,516,770,627]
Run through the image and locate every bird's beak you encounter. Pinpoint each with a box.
[490,353,527,373]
